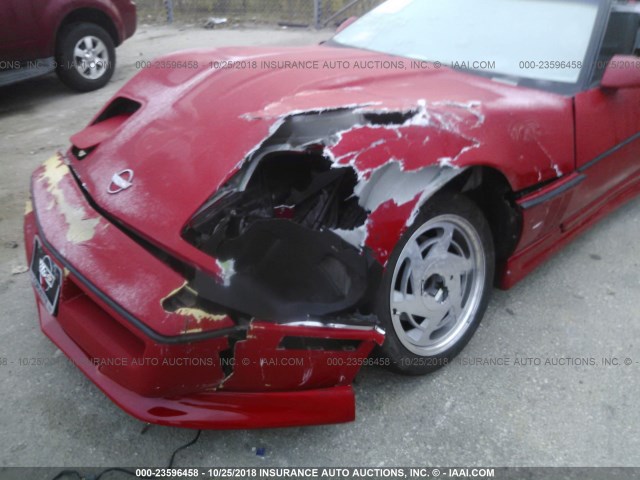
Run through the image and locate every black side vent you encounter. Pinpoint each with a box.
[93,97,141,124]
[278,336,362,352]
[71,146,95,160]
[70,97,142,160]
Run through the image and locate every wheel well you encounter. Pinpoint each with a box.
[57,8,119,48]
[445,167,522,264]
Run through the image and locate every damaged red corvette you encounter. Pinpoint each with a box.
[25,0,640,428]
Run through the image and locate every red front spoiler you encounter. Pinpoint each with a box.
[35,301,357,429]
[25,155,384,429]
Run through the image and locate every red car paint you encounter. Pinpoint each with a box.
[25,4,640,428]
[25,184,383,427]
[68,46,575,273]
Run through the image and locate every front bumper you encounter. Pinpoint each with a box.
[24,155,384,429]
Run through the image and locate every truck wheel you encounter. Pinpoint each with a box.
[56,22,115,92]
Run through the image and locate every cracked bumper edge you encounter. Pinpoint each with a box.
[38,302,356,429]
[24,186,375,429]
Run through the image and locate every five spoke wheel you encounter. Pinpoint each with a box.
[390,215,485,357]
[377,192,495,374]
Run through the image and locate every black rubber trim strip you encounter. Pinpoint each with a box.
[31,189,245,344]
[519,130,640,209]
[67,164,194,279]
[520,174,587,210]
[578,131,640,173]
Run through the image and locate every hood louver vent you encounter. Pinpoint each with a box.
[70,97,141,160]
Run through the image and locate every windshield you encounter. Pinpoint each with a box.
[333,0,600,84]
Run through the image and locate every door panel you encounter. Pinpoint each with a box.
[567,85,640,225]
[565,9,640,224]
[0,0,40,61]
[576,88,640,168]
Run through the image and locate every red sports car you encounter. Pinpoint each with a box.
[25,0,640,429]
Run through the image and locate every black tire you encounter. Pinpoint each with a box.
[56,22,116,92]
[375,191,495,375]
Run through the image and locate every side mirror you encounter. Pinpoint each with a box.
[336,16,358,34]
[601,54,640,89]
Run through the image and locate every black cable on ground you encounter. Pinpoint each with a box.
[50,429,203,480]
[51,470,83,480]
[168,429,201,469]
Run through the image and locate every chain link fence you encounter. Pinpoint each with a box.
[319,0,383,27]
[136,0,384,28]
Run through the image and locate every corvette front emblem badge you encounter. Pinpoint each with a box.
[108,169,134,194]
[38,256,56,292]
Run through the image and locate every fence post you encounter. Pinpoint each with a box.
[313,0,323,29]
[321,0,361,27]
[164,0,174,24]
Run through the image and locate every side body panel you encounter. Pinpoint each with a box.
[568,86,640,226]
[0,0,40,60]
[503,86,640,288]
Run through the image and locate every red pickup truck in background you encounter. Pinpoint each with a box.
[0,0,137,92]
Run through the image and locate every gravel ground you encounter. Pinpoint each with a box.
[1,24,640,475]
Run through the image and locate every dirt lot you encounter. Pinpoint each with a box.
[1,25,640,473]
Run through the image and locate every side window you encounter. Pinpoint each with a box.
[592,12,640,83]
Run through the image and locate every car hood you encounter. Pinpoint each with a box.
[67,45,573,272]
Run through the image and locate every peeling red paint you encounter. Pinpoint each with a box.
[331,124,477,173]
[64,46,574,282]
[220,321,383,392]
[364,196,421,265]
